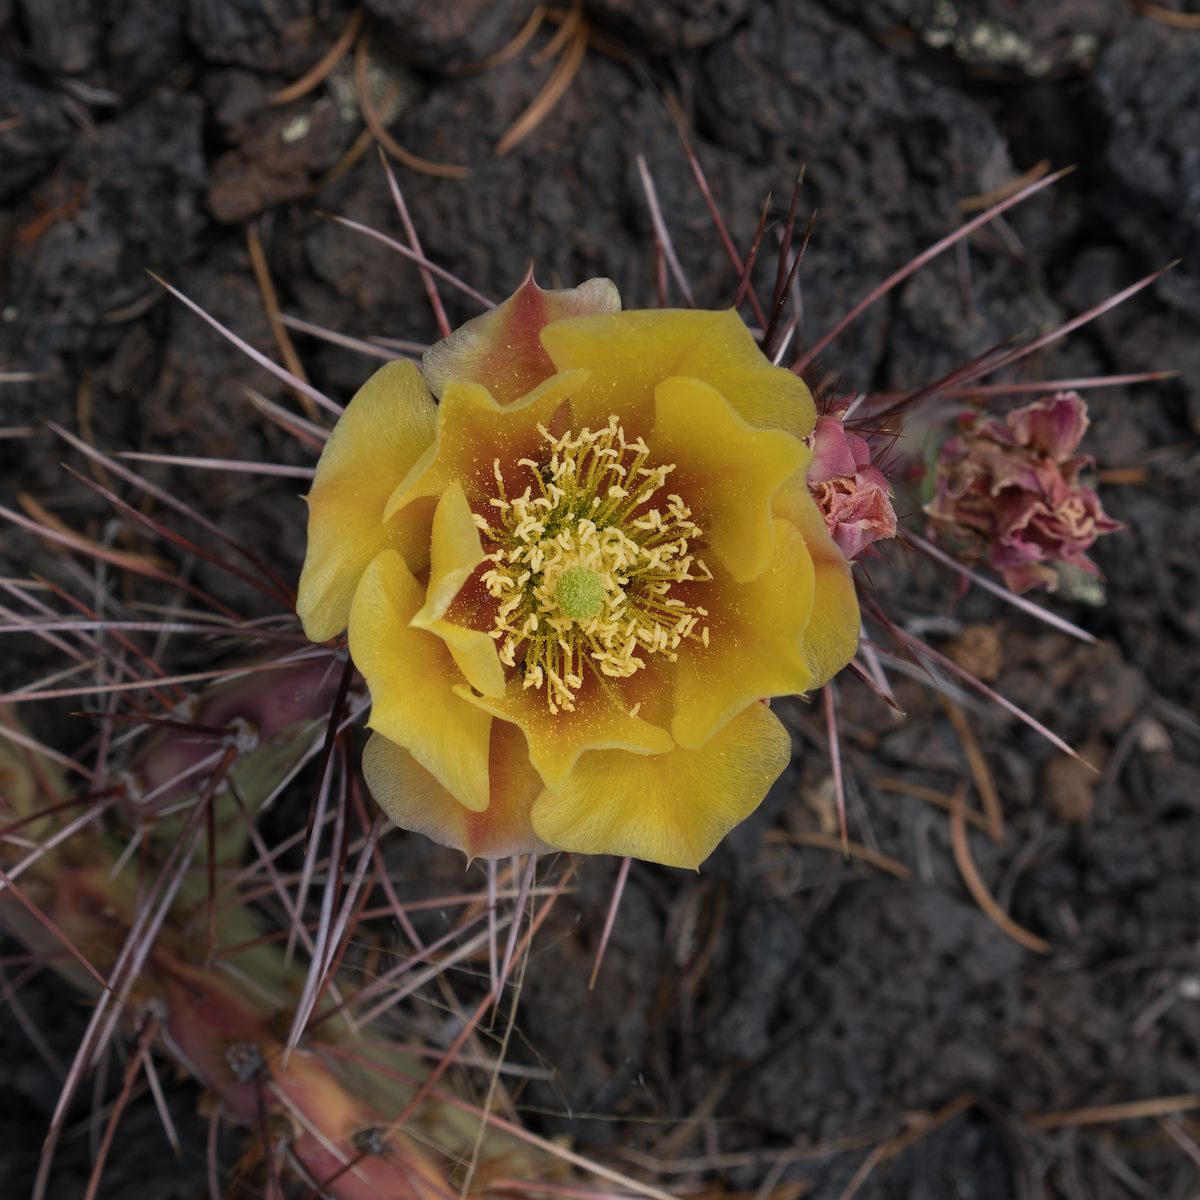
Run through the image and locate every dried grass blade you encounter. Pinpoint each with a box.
[270,7,365,105]
[1133,1,1200,29]
[765,831,912,880]
[354,33,470,178]
[958,160,1051,212]
[939,693,1004,842]
[246,223,317,422]
[1027,1093,1200,1130]
[471,4,546,70]
[532,1,580,65]
[496,18,588,156]
[948,785,1050,954]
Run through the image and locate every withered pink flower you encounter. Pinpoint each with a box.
[925,391,1121,593]
[807,413,898,561]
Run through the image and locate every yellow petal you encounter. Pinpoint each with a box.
[804,558,860,686]
[540,308,816,439]
[772,467,861,686]
[671,518,816,749]
[423,275,620,404]
[411,483,505,697]
[530,701,791,869]
[363,725,549,859]
[349,549,491,812]
[652,375,806,582]
[455,679,673,793]
[383,369,588,519]
[297,361,436,642]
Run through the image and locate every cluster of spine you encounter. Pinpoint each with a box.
[0,660,547,1199]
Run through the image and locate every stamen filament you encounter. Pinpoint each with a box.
[478,416,711,712]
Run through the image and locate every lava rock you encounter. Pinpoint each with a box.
[207,94,360,221]
[738,882,1023,1137]
[188,0,354,76]
[1093,20,1200,319]
[0,61,73,201]
[365,0,536,68]
[824,0,1129,77]
[14,0,102,74]
[585,0,752,54]
[13,0,186,94]
[698,2,1019,388]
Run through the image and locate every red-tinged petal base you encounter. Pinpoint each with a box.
[651,374,806,582]
[529,701,792,869]
[363,724,550,859]
[411,481,505,697]
[383,370,587,518]
[456,673,674,792]
[422,274,620,404]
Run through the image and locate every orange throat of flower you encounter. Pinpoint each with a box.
[473,416,712,714]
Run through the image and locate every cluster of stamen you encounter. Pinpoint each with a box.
[474,416,711,713]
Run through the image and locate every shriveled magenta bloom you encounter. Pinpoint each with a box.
[925,391,1121,593]
[807,413,897,561]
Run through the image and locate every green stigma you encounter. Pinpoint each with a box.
[554,565,606,620]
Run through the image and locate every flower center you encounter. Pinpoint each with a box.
[474,416,711,714]
[554,565,606,620]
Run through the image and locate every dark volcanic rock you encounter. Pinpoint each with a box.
[1093,20,1200,319]
[1,88,206,453]
[206,94,360,221]
[824,0,1129,76]
[13,0,186,93]
[698,2,1021,388]
[187,0,354,75]
[585,0,752,53]
[4,2,1200,1198]
[0,61,73,201]
[364,0,536,67]
[13,0,103,75]
[737,882,1023,1137]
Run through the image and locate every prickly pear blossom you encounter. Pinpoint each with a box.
[296,277,860,868]
[807,414,897,560]
[924,391,1121,594]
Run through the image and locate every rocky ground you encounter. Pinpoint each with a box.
[2,1,1198,1197]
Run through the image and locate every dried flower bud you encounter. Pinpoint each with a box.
[924,391,1121,593]
[807,413,898,561]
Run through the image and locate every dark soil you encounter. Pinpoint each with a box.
[2,2,1199,1198]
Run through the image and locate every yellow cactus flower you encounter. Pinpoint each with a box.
[297,277,860,869]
